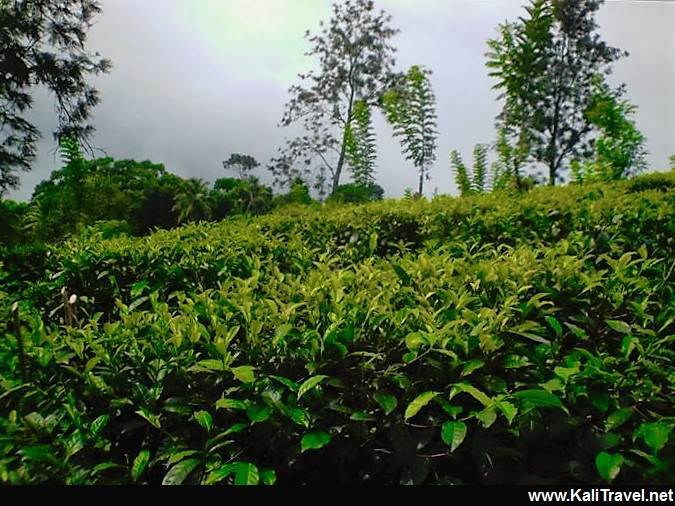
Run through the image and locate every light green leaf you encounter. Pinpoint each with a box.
[297,375,329,400]
[514,389,568,414]
[301,431,332,452]
[605,408,633,431]
[369,232,378,254]
[451,382,492,408]
[234,462,259,485]
[273,323,293,346]
[135,408,161,429]
[289,407,311,428]
[404,391,438,420]
[461,359,485,377]
[203,463,237,485]
[495,400,518,425]
[595,452,623,482]
[215,398,246,411]
[475,406,498,428]
[441,421,467,452]
[554,365,579,382]
[131,449,150,482]
[405,332,425,351]
[606,320,632,335]
[193,410,213,432]
[90,414,109,437]
[503,354,530,369]
[193,359,227,371]
[231,365,256,384]
[621,335,640,359]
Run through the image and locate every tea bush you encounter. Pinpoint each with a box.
[0,173,673,485]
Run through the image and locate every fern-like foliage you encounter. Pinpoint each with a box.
[344,101,377,186]
[450,150,472,196]
[450,144,490,196]
[58,136,84,169]
[383,65,438,195]
[472,144,488,193]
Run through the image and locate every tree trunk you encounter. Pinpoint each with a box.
[549,161,556,186]
[332,134,347,195]
[418,170,424,196]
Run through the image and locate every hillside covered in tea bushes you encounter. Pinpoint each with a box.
[1,172,674,485]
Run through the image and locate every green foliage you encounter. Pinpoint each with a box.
[492,127,530,191]
[211,177,273,219]
[0,0,110,194]
[0,199,29,246]
[487,0,627,185]
[29,152,183,241]
[344,101,377,187]
[273,178,314,207]
[383,65,438,195]
[0,172,673,485]
[172,178,212,224]
[450,145,490,196]
[572,78,647,183]
[326,183,384,204]
[271,0,399,195]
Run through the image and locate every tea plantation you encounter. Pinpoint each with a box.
[1,172,674,485]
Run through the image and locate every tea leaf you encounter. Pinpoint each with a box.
[441,421,467,452]
[301,431,332,452]
[595,452,623,482]
[297,375,329,400]
[404,391,438,420]
[374,392,398,415]
[231,366,256,384]
[234,462,259,485]
[131,450,150,482]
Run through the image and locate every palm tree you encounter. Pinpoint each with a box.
[173,178,212,224]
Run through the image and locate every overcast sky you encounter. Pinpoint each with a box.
[9,0,675,201]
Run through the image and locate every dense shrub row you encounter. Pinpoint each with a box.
[0,173,673,484]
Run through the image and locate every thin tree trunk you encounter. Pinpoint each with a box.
[418,170,424,196]
[549,160,556,186]
[331,76,357,195]
[332,133,347,195]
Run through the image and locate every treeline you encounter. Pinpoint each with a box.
[0,0,672,247]
[0,143,386,246]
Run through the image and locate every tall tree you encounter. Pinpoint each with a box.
[0,0,111,195]
[223,153,260,180]
[270,0,399,196]
[581,77,646,180]
[344,100,377,186]
[487,0,626,185]
[383,65,438,195]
